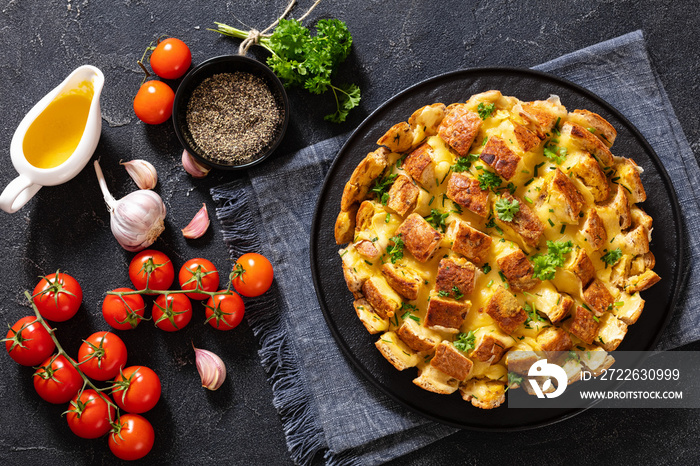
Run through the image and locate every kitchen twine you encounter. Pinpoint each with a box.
[237,0,323,56]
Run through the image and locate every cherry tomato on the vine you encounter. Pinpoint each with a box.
[112,366,161,414]
[4,316,55,366]
[109,413,155,461]
[102,288,146,330]
[128,249,174,293]
[204,291,245,331]
[66,389,116,439]
[33,354,82,404]
[231,253,274,297]
[32,271,83,322]
[178,258,219,300]
[152,293,192,332]
[150,37,191,80]
[78,331,128,381]
[133,80,174,125]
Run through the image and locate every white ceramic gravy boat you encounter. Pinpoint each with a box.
[0,65,104,213]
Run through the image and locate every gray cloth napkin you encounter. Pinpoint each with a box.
[211,30,697,465]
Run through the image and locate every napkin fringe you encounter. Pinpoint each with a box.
[212,181,327,466]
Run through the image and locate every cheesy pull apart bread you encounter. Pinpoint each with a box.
[335,91,658,409]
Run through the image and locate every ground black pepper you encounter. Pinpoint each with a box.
[186,71,282,165]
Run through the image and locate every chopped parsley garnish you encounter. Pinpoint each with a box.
[477,102,496,120]
[425,209,449,233]
[437,290,450,298]
[482,263,492,274]
[452,286,464,300]
[477,171,503,192]
[452,154,479,172]
[543,143,568,164]
[506,182,517,195]
[495,197,520,222]
[371,173,398,205]
[600,248,623,268]
[531,240,574,280]
[387,235,404,264]
[453,330,476,352]
[508,372,524,387]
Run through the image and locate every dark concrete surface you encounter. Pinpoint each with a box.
[0,1,697,464]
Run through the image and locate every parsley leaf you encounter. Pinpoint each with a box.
[387,235,404,264]
[371,173,398,205]
[543,143,568,164]
[452,154,479,172]
[601,248,623,268]
[452,286,464,300]
[477,171,502,192]
[425,209,449,233]
[477,102,496,120]
[453,330,476,352]
[531,240,574,280]
[508,372,524,388]
[495,197,520,222]
[213,18,360,123]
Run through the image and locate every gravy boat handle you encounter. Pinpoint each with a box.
[0,174,42,213]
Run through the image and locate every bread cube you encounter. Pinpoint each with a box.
[396,318,440,352]
[615,158,646,203]
[446,173,490,217]
[497,193,544,248]
[437,104,482,156]
[459,379,506,409]
[560,121,614,167]
[376,121,413,153]
[395,213,443,262]
[513,124,542,152]
[496,248,538,292]
[625,270,661,294]
[581,209,607,251]
[413,364,459,395]
[479,136,521,180]
[361,276,402,319]
[387,174,419,216]
[485,286,527,334]
[544,168,585,224]
[375,331,421,370]
[340,147,388,211]
[568,306,600,345]
[536,327,573,352]
[470,330,513,364]
[424,294,471,333]
[435,257,476,298]
[596,313,628,351]
[566,150,610,202]
[408,103,447,145]
[334,205,358,244]
[568,109,617,147]
[583,279,615,316]
[568,248,595,287]
[430,341,474,381]
[353,299,389,334]
[381,262,423,300]
[447,220,492,266]
[403,143,435,188]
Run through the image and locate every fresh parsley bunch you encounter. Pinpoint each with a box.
[214,18,361,123]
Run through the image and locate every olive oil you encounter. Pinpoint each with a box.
[22,81,94,169]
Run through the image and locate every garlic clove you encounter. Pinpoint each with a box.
[182,203,210,239]
[94,160,167,252]
[182,150,211,179]
[193,345,226,391]
[121,159,158,190]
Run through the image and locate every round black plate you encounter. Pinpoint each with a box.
[310,68,684,430]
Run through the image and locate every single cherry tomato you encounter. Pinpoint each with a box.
[128,249,174,293]
[204,291,245,331]
[32,271,83,322]
[150,37,192,80]
[102,288,146,330]
[231,253,274,297]
[78,331,128,381]
[133,80,174,125]
[33,354,82,404]
[5,316,55,366]
[66,389,116,439]
[109,413,155,461]
[112,366,161,414]
[152,294,192,332]
[178,258,220,300]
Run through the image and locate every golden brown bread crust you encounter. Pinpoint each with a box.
[341,147,388,211]
[570,249,596,287]
[446,173,490,217]
[381,263,423,300]
[430,341,473,381]
[583,279,615,316]
[496,249,539,292]
[537,327,573,352]
[448,220,492,266]
[498,193,544,248]
[485,286,527,334]
[437,104,481,156]
[403,143,435,187]
[470,333,508,363]
[479,137,520,180]
[581,209,607,251]
[569,306,600,345]
[570,109,617,147]
[435,258,476,298]
[425,295,471,332]
[397,319,439,352]
[387,174,419,216]
[334,206,357,244]
[546,168,585,223]
[562,121,614,168]
[395,213,442,262]
[513,124,542,152]
[377,122,413,153]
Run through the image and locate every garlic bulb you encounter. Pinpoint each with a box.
[121,159,158,189]
[193,345,226,391]
[182,150,211,179]
[94,160,167,252]
[182,203,210,239]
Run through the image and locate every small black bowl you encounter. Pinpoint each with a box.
[172,55,289,170]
